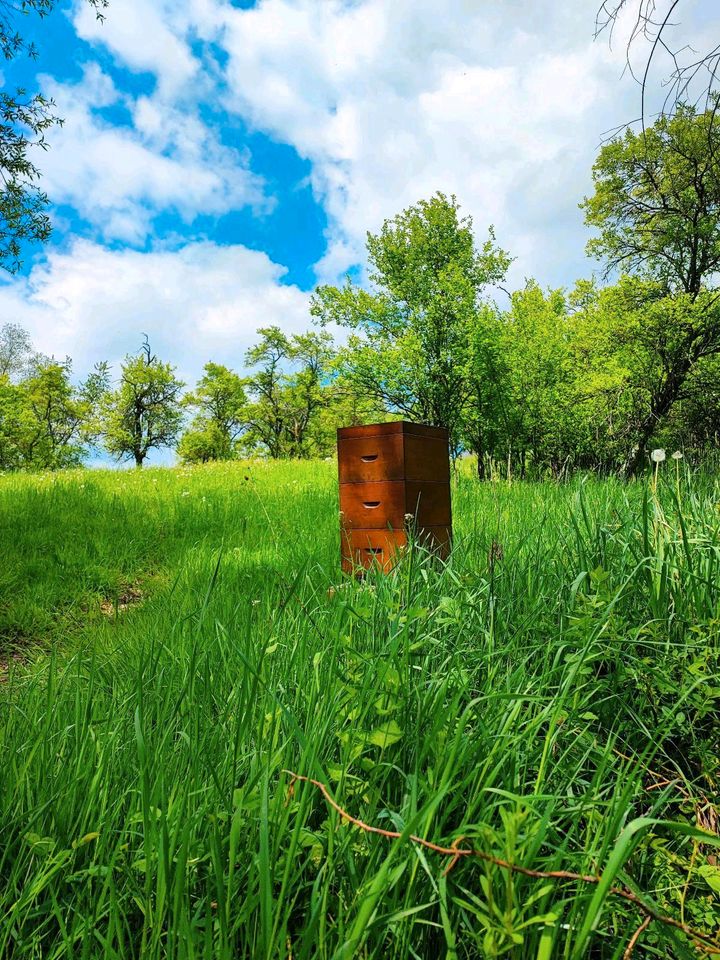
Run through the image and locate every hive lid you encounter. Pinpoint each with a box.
[337,420,448,441]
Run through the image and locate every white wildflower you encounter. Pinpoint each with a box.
[650,449,666,463]
[671,450,683,460]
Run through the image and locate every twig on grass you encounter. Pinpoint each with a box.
[284,770,720,956]
[624,915,652,959]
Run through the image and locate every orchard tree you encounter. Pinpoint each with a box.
[0,374,29,468]
[242,327,290,459]
[101,339,184,467]
[461,302,512,477]
[0,324,101,469]
[280,330,335,456]
[0,322,35,379]
[243,326,335,458]
[311,193,511,446]
[0,0,108,271]
[496,284,579,476]
[583,101,720,474]
[15,359,100,469]
[178,362,247,463]
[176,421,230,465]
[23,361,83,468]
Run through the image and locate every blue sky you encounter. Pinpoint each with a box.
[1,0,718,395]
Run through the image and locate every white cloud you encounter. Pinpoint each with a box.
[45,0,714,296]
[38,64,267,244]
[11,0,719,419]
[213,0,633,288]
[73,0,201,97]
[0,240,310,383]
[61,0,720,292]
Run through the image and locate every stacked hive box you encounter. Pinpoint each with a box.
[338,421,452,573]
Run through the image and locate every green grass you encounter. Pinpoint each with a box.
[1,461,719,958]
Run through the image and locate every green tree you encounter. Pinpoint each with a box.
[0,374,29,469]
[243,326,335,458]
[242,327,290,459]
[0,0,108,271]
[0,321,34,379]
[100,340,184,467]
[19,360,91,469]
[582,101,720,473]
[665,354,720,452]
[306,375,389,457]
[178,362,247,463]
[177,421,231,465]
[496,284,579,476]
[461,302,512,477]
[311,193,511,447]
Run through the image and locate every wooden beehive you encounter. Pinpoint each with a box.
[338,421,452,573]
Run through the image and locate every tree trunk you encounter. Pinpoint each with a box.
[621,367,689,476]
[620,441,647,478]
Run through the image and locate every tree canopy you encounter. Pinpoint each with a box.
[583,101,720,472]
[0,0,108,271]
[100,340,184,467]
[311,193,510,449]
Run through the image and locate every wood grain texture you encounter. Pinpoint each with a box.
[337,420,448,441]
[338,434,450,483]
[337,421,452,573]
[403,436,450,482]
[340,525,451,573]
[338,434,405,482]
[338,480,451,529]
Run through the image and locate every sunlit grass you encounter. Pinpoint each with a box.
[1,461,718,958]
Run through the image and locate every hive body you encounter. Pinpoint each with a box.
[337,421,452,573]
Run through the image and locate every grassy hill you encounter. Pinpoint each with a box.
[1,462,718,958]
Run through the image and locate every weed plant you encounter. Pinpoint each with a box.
[0,461,718,958]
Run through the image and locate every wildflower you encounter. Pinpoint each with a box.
[650,449,666,463]
[181,490,190,497]
[671,450,683,460]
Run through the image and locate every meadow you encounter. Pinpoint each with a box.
[1,461,719,959]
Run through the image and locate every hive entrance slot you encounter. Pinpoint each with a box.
[365,547,383,555]
[363,501,381,508]
[360,454,378,462]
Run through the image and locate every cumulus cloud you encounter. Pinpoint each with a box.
[214,0,634,287]
[0,240,310,383]
[38,64,267,244]
[62,0,720,291]
[73,0,201,97]
[11,0,719,395]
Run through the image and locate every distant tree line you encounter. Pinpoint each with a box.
[2,102,720,476]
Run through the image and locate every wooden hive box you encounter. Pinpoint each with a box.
[337,421,452,573]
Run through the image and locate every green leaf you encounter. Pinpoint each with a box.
[71,831,99,849]
[367,720,403,748]
[698,864,720,894]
